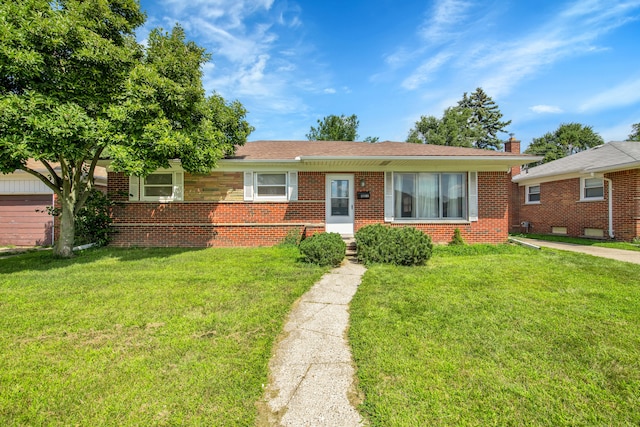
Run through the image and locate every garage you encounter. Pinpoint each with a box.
[0,194,54,246]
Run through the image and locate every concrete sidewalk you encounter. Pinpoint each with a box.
[257,258,366,427]
[513,237,640,265]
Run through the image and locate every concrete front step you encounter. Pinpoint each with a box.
[343,237,357,257]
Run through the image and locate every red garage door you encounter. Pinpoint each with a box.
[0,194,54,246]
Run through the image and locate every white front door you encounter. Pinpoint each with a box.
[325,174,354,236]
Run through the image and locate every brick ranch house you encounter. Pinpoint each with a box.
[105,140,539,247]
[511,141,640,241]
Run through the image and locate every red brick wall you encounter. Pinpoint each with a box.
[107,170,511,247]
[513,169,640,241]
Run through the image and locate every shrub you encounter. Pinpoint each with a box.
[74,190,114,247]
[279,228,303,247]
[355,224,433,266]
[449,228,466,246]
[299,232,346,266]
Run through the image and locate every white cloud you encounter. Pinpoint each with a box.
[462,0,640,98]
[323,88,336,94]
[401,52,453,90]
[579,77,640,112]
[530,105,564,114]
[419,0,473,43]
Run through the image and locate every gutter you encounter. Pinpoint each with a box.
[603,177,615,239]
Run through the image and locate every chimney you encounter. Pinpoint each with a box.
[505,134,521,176]
[504,134,520,154]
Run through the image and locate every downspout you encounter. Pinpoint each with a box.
[603,177,614,239]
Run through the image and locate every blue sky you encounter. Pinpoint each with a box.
[137,0,640,150]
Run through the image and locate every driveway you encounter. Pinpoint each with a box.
[513,237,640,265]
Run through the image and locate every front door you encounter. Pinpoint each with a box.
[325,174,354,236]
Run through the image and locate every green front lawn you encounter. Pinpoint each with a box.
[0,247,328,426]
[350,245,640,426]
[513,233,640,252]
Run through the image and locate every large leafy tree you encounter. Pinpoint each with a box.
[457,87,511,150]
[628,123,640,141]
[525,123,604,165]
[0,0,253,257]
[306,114,359,141]
[407,106,483,147]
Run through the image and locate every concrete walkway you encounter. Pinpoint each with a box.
[257,258,366,427]
[513,237,640,265]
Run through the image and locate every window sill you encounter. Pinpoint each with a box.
[525,201,541,205]
[387,219,470,225]
[578,198,604,202]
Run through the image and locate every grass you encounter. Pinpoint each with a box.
[350,244,640,426]
[0,246,328,426]
[513,233,640,252]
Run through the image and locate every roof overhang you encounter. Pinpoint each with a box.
[219,155,538,172]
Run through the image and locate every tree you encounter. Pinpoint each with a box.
[0,1,253,257]
[628,123,640,141]
[306,114,359,141]
[407,106,483,147]
[457,87,511,150]
[525,123,604,164]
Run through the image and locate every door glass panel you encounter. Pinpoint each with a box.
[331,179,349,216]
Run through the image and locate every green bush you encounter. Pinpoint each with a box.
[299,232,346,266]
[355,224,433,266]
[449,228,466,246]
[74,190,114,247]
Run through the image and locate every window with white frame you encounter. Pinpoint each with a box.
[391,172,467,219]
[581,177,604,200]
[526,184,540,203]
[255,173,287,198]
[244,171,297,201]
[129,170,183,202]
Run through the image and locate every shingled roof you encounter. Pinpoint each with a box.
[513,141,640,183]
[230,140,533,160]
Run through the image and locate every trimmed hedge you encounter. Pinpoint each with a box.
[355,224,433,266]
[299,232,346,266]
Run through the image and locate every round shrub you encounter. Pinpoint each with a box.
[355,224,433,266]
[299,232,346,266]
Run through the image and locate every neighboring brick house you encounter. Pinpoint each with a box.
[511,141,640,241]
[106,140,538,247]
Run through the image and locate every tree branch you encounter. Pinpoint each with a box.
[18,164,62,196]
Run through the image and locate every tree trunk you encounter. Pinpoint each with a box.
[53,192,76,258]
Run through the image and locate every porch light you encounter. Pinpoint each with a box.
[360,178,366,187]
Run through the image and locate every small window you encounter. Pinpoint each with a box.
[582,178,604,200]
[526,185,540,203]
[131,170,183,202]
[144,173,174,198]
[255,173,287,198]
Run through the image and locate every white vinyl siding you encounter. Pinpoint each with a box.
[0,179,53,194]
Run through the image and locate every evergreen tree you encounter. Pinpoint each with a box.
[407,107,482,147]
[628,123,640,141]
[457,87,511,150]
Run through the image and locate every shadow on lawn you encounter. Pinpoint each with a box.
[0,246,209,275]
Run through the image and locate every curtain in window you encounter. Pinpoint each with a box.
[443,174,463,218]
[394,174,415,218]
[418,174,439,218]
